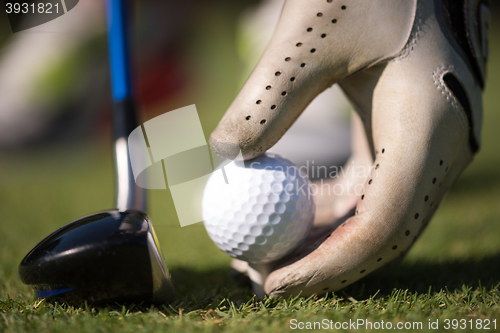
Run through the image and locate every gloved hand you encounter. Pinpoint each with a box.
[209,0,490,297]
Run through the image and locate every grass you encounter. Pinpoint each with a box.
[1,5,500,333]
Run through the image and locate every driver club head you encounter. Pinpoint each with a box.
[19,209,174,305]
[18,0,175,305]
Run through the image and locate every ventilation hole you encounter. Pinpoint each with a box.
[301,63,306,67]
[317,12,323,17]
[321,33,327,38]
[256,100,262,104]
[275,71,281,76]
[266,85,271,90]
[341,5,347,10]
[432,178,437,184]
[332,19,337,23]
[405,230,410,236]
[392,245,398,250]
[375,164,379,169]
[360,270,366,274]
[377,258,382,262]
[307,27,313,32]
[310,48,316,53]
[323,287,329,291]
[381,148,385,153]
[361,195,364,200]
[327,0,333,3]
[424,195,429,202]
[296,42,303,47]
[290,77,296,82]
[285,57,291,62]
[281,91,287,96]
[341,280,347,283]
[440,160,443,166]
[245,116,251,120]
[368,179,372,185]
[414,213,419,219]
[260,119,266,125]
[270,105,276,110]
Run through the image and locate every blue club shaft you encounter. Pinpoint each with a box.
[106,0,132,102]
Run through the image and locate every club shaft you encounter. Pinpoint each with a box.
[105,0,145,211]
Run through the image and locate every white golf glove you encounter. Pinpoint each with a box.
[210,0,490,297]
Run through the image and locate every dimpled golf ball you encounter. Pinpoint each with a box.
[202,152,314,264]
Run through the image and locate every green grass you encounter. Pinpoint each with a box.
[1,7,500,333]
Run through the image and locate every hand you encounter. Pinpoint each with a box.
[210,0,490,297]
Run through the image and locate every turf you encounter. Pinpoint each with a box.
[1,6,500,333]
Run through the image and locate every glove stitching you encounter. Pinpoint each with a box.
[394,0,423,61]
[432,65,469,131]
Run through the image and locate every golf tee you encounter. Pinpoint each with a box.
[247,263,272,298]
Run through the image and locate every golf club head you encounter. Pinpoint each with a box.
[19,209,174,305]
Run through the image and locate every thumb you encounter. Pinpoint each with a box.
[209,0,416,160]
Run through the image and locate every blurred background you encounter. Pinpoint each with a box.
[0,1,499,298]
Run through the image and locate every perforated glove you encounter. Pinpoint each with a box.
[209,0,490,297]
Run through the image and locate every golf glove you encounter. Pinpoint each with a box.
[210,0,490,297]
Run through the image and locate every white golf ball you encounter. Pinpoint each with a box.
[202,152,314,264]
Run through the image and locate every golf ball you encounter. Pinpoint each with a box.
[202,152,314,264]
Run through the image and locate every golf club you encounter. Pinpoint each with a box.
[18,0,174,305]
